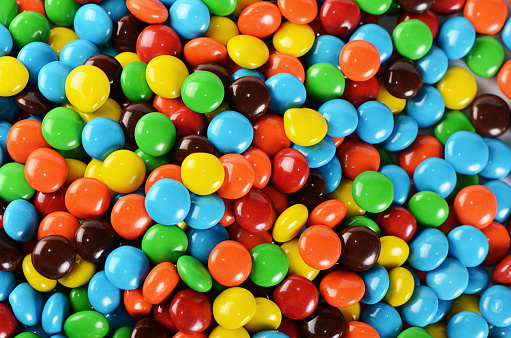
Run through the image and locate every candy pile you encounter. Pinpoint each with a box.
[1,0,511,337]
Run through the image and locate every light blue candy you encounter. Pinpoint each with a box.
[431,299,452,324]
[9,283,44,326]
[315,155,342,194]
[169,0,210,40]
[3,199,39,242]
[480,285,511,328]
[405,85,445,128]
[465,266,490,295]
[0,24,13,57]
[379,165,411,206]
[74,4,113,47]
[266,73,306,115]
[399,285,439,327]
[187,223,229,264]
[145,178,191,226]
[88,271,121,315]
[207,110,253,154]
[356,101,394,144]
[17,42,58,85]
[82,117,125,161]
[99,0,129,22]
[231,68,265,82]
[483,180,511,224]
[416,46,448,85]
[104,246,150,290]
[350,23,393,63]
[304,35,344,68]
[408,228,449,272]
[437,17,476,60]
[360,303,403,338]
[42,292,70,335]
[359,265,389,305]
[38,61,73,103]
[447,311,489,338]
[444,131,489,176]
[413,158,457,198]
[292,136,336,169]
[501,17,511,51]
[489,323,511,337]
[59,39,100,69]
[184,193,225,230]
[252,331,290,338]
[0,121,12,162]
[381,115,418,152]
[318,99,358,137]
[448,225,488,268]
[104,303,137,335]
[426,258,469,301]
[0,270,15,301]
[479,138,511,179]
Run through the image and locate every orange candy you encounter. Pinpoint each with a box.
[142,262,180,304]
[260,53,305,83]
[342,321,380,338]
[124,287,152,318]
[145,164,183,194]
[482,222,511,265]
[17,0,46,15]
[37,211,80,243]
[7,119,50,164]
[65,177,111,219]
[339,40,381,82]
[307,199,347,228]
[398,135,443,176]
[208,240,252,287]
[252,113,292,158]
[454,185,497,230]
[464,0,508,35]
[153,96,186,118]
[24,148,68,193]
[320,270,365,308]
[126,0,168,24]
[241,147,271,190]
[498,60,511,100]
[337,139,380,180]
[278,0,318,24]
[183,37,228,67]
[216,154,255,200]
[261,185,289,216]
[238,2,282,38]
[111,194,153,239]
[220,198,236,227]
[298,225,342,270]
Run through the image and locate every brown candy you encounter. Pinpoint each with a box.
[470,94,510,137]
[112,13,148,53]
[384,58,423,99]
[120,102,156,146]
[228,76,271,121]
[171,135,215,166]
[15,85,57,117]
[83,54,123,96]
[32,235,76,279]
[299,303,345,338]
[398,0,435,13]
[287,171,326,210]
[75,218,115,263]
[338,226,381,271]
[0,228,23,272]
[130,318,167,338]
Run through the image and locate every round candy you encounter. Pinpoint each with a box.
[184,193,225,230]
[407,191,449,228]
[464,0,508,35]
[0,24,12,57]
[454,185,497,230]
[42,107,84,150]
[378,165,411,206]
[399,285,438,327]
[74,4,113,47]
[41,292,70,335]
[25,148,68,193]
[187,223,227,264]
[408,228,449,271]
[8,11,50,50]
[437,67,477,111]
[355,0,392,15]
[145,178,191,226]
[318,99,358,138]
[75,218,114,263]
[299,303,345,338]
[359,265,389,305]
[479,285,511,327]
[32,235,76,279]
[63,311,109,338]
[392,19,433,60]
[271,148,310,194]
[339,226,381,271]
[483,181,511,225]
[245,298,282,333]
[437,17,475,60]
[381,115,418,152]
[447,311,488,338]
[465,266,490,294]
[360,303,403,338]
[101,149,146,193]
[181,152,225,195]
[104,246,149,290]
[3,199,38,242]
[142,224,188,264]
[356,100,394,144]
[88,271,121,314]
[406,86,445,128]
[17,42,58,85]
[320,270,364,308]
[249,243,288,287]
[298,225,341,270]
[207,110,253,154]
[426,258,469,300]
[448,225,488,267]
[228,35,269,69]
[273,22,314,58]
[284,108,327,147]
[82,117,125,161]
[305,63,345,103]
[208,240,252,287]
[217,154,255,199]
[352,170,393,213]
[384,267,415,307]
[65,178,110,219]
[416,46,448,85]
[304,34,344,68]
[0,56,29,97]
[471,94,510,138]
[273,275,318,320]
[350,23,393,64]
[8,283,44,327]
[181,71,224,114]
[465,35,504,78]
[238,2,281,38]
[265,74,306,116]
[378,236,409,269]
[384,58,423,100]
[213,287,256,330]
[135,112,176,157]
[413,158,456,198]
[66,65,110,114]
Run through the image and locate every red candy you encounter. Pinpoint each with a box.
[234,190,276,233]
[454,185,497,230]
[183,38,227,67]
[337,139,380,180]
[170,289,212,333]
[376,206,418,242]
[273,275,319,320]
[64,178,110,219]
[270,148,309,194]
[320,270,365,308]
[492,255,511,285]
[319,0,361,38]
[136,25,181,63]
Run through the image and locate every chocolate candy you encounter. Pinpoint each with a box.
[112,13,148,53]
[0,228,23,272]
[299,303,345,338]
[75,217,116,264]
[470,94,510,137]
[130,318,168,338]
[32,235,76,279]
[15,85,57,117]
[171,135,215,166]
[120,102,156,146]
[228,76,271,121]
[83,54,123,96]
[397,0,435,13]
[339,226,381,271]
[384,58,423,99]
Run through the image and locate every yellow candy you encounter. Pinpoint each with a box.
[436,67,477,110]
[77,98,122,123]
[47,27,78,57]
[244,297,282,333]
[115,52,141,68]
[327,179,366,218]
[23,254,57,292]
[232,0,259,16]
[445,294,481,322]
[377,236,409,269]
[283,108,328,147]
[65,65,110,113]
[205,16,239,46]
[101,150,146,194]
[209,326,250,338]
[59,254,96,288]
[0,56,29,97]
[425,322,448,338]
[384,267,415,307]
[84,158,103,180]
[213,287,257,330]
[272,204,308,243]
[176,221,189,231]
[338,302,361,322]
[146,55,189,99]
[181,152,225,195]
[281,239,319,281]
[65,158,87,186]
[273,22,315,57]
[227,35,269,69]
[377,82,406,115]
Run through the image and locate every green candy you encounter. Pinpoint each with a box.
[0,0,18,27]
[447,173,479,201]
[397,327,432,338]
[135,149,171,175]
[352,171,394,213]
[0,163,35,202]
[45,0,81,27]
[434,110,475,146]
[9,11,51,49]
[142,224,188,264]
[14,334,40,338]
[249,243,289,287]
[64,311,109,338]
[135,112,177,157]
[376,147,394,166]
[181,71,224,114]
[42,107,84,151]
[385,0,401,15]
[113,327,132,338]
[393,19,433,60]
[408,191,449,227]
[465,35,505,78]
[305,63,345,103]
[340,216,381,236]
[120,61,154,102]
[201,0,236,16]
[70,285,93,312]
[57,144,90,163]
[176,255,213,292]
[355,0,393,14]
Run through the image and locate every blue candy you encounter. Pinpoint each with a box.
[360,303,403,338]
[408,228,449,272]
[479,138,511,179]
[88,271,121,315]
[38,61,73,104]
[489,324,511,337]
[379,165,411,206]
[3,199,39,242]
[413,158,457,198]
[231,68,265,82]
[0,270,15,301]
[399,285,439,327]
[252,331,290,338]
[207,110,253,154]
[187,223,229,264]
[266,73,306,115]
[318,99,358,137]
[0,121,12,162]
[169,0,210,40]
[9,283,44,326]
[359,265,389,305]
[447,311,489,338]
[502,17,511,51]
[483,180,511,223]
[74,4,113,47]
[426,258,469,301]
[184,193,225,230]
[59,39,100,69]
[0,96,19,121]
[99,0,129,22]
[145,178,191,226]
[292,136,336,168]
[465,266,490,295]
[356,101,394,144]
[304,35,344,68]
[17,42,58,85]
[82,117,125,161]
[480,285,511,328]
[314,155,342,194]
[104,246,150,290]
[431,299,452,324]
[444,131,489,175]
[41,292,70,335]
[350,23,393,64]
[0,24,13,57]
[416,46,449,85]
[381,115,418,152]
[437,17,476,60]
[448,225,488,268]
[405,85,445,128]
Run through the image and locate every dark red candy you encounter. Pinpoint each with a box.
[376,206,418,242]
[83,54,123,95]
[492,255,511,285]
[0,303,18,338]
[136,24,181,63]
[193,63,230,91]
[169,106,208,139]
[33,188,68,218]
[130,318,167,338]
[299,303,345,338]
[319,0,361,38]
[278,316,301,338]
[397,0,435,14]
[470,94,510,137]
[341,77,379,108]
[32,235,76,279]
[271,148,310,194]
[15,85,57,117]
[228,222,273,252]
[171,135,215,166]
[153,299,178,332]
[287,171,326,210]
[169,289,212,334]
[273,275,319,320]
[75,218,115,263]
[112,13,148,53]
[432,0,466,14]
[228,76,271,121]
[338,226,381,271]
[384,58,423,99]
[0,228,23,272]
[234,190,276,233]
[120,102,156,145]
